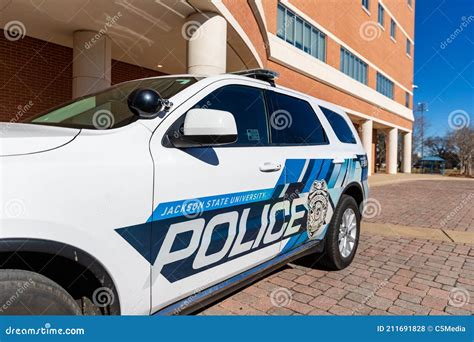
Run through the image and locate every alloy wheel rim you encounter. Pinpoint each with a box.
[338,208,357,258]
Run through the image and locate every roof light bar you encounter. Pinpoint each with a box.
[230,69,279,86]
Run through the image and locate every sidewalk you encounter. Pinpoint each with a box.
[368,173,471,188]
[200,178,474,316]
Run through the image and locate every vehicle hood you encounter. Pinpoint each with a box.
[0,123,80,157]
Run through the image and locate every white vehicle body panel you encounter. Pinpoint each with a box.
[0,74,368,315]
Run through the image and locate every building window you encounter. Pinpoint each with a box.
[406,39,411,56]
[276,3,326,62]
[362,0,369,11]
[340,47,368,85]
[376,72,394,99]
[405,92,410,108]
[390,19,396,39]
[378,4,385,27]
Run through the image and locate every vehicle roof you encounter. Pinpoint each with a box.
[119,73,347,116]
[203,74,346,115]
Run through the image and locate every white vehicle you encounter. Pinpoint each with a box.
[0,70,368,315]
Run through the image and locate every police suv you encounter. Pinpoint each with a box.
[0,69,368,315]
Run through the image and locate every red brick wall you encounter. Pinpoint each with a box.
[0,31,165,122]
[111,60,165,85]
[0,31,73,122]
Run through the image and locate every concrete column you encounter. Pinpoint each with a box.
[402,132,412,173]
[73,31,111,98]
[186,13,227,75]
[386,127,398,174]
[361,120,373,176]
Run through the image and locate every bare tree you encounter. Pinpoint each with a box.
[425,136,459,168]
[448,127,474,176]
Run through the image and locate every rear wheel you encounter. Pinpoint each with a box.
[321,195,360,270]
[0,269,81,315]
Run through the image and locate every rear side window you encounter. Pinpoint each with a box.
[194,85,269,146]
[266,91,328,145]
[320,107,357,144]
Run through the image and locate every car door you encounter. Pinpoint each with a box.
[264,88,348,254]
[148,79,287,313]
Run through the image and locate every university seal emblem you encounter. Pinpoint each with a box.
[306,180,329,238]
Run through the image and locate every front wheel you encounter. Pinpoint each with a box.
[321,195,360,270]
[0,269,82,315]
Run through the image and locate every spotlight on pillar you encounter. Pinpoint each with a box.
[128,88,165,119]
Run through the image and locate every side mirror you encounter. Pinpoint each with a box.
[170,108,238,148]
[127,88,163,119]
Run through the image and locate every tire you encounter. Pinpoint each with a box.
[0,269,81,315]
[321,195,360,270]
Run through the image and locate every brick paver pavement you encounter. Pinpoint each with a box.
[199,180,474,316]
[200,234,473,316]
[365,180,474,232]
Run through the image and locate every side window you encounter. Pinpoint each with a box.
[320,106,357,144]
[267,91,328,145]
[193,85,269,146]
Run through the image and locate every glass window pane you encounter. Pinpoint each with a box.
[286,12,295,44]
[304,23,311,53]
[277,4,286,39]
[378,5,384,26]
[340,48,344,71]
[318,33,325,61]
[320,107,357,144]
[355,58,359,81]
[295,17,303,49]
[311,29,318,57]
[268,91,327,145]
[194,85,269,146]
[346,53,349,74]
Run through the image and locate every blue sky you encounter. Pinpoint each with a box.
[414,0,474,137]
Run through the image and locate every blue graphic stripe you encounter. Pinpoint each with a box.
[346,159,355,185]
[334,159,348,188]
[302,159,323,192]
[317,159,332,181]
[151,188,274,221]
[285,159,307,183]
[327,163,341,188]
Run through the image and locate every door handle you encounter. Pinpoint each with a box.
[259,162,282,172]
[332,158,345,164]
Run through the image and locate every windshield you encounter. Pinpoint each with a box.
[26,77,199,129]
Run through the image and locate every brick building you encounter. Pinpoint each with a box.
[0,0,414,174]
